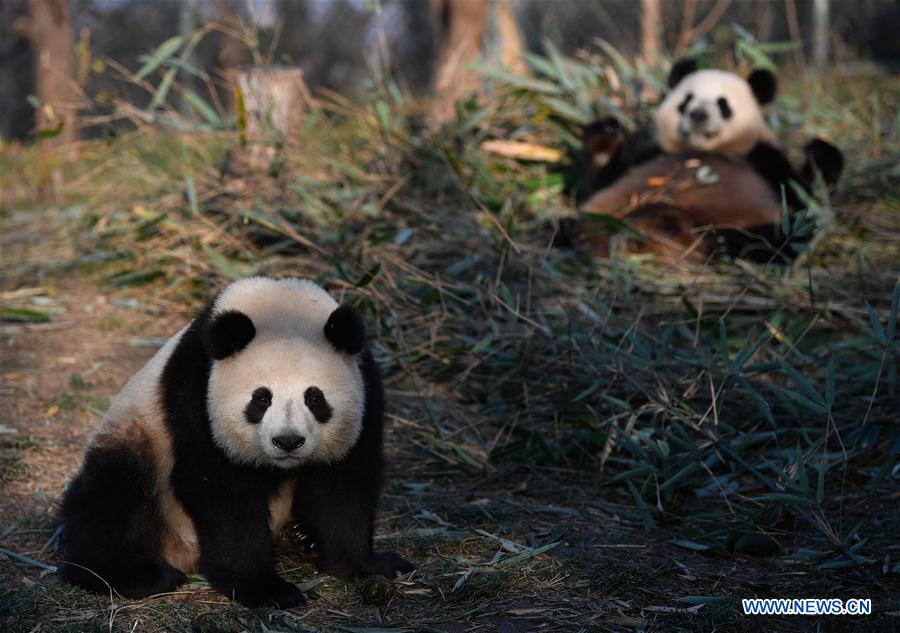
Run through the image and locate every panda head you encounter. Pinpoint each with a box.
[201,278,367,470]
[655,59,777,156]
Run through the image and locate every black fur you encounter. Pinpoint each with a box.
[713,223,797,264]
[292,348,413,580]
[801,138,844,188]
[58,291,411,607]
[748,68,777,105]
[668,58,698,88]
[58,439,186,597]
[245,387,272,424]
[717,97,733,119]
[202,310,256,360]
[324,304,365,355]
[303,386,332,424]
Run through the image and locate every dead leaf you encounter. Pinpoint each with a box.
[481,140,563,163]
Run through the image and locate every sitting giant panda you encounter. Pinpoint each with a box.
[58,277,412,608]
[577,59,844,262]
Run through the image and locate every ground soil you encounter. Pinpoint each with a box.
[1,213,896,632]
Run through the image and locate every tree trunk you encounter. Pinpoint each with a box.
[230,66,311,175]
[429,0,489,126]
[812,0,830,70]
[217,0,247,73]
[490,0,527,76]
[640,0,662,61]
[21,0,77,148]
[210,0,246,114]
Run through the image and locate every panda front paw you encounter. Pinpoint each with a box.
[584,117,624,142]
[235,578,307,609]
[287,523,317,556]
[583,117,626,168]
[803,138,844,186]
[368,550,415,578]
[317,551,414,581]
[552,217,582,249]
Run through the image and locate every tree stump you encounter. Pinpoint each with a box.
[230,66,311,175]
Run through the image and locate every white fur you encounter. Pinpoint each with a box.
[655,69,773,156]
[207,277,365,469]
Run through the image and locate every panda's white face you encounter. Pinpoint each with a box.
[655,69,768,156]
[200,277,368,469]
[207,336,365,469]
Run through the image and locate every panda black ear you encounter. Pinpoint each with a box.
[668,58,698,88]
[324,304,365,355]
[202,310,256,360]
[748,69,777,105]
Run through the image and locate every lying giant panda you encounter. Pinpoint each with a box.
[59,277,412,608]
[577,59,844,262]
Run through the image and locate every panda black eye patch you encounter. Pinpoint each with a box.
[678,92,694,114]
[244,387,272,424]
[304,386,332,424]
[717,97,733,119]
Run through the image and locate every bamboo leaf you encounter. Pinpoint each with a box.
[499,541,560,566]
[825,357,836,410]
[626,480,656,533]
[865,300,887,344]
[795,445,809,494]
[183,90,223,127]
[185,176,199,215]
[756,493,814,505]
[147,67,177,112]
[671,539,712,552]
[1,307,51,323]
[200,244,254,281]
[35,121,64,140]
[739,378,776,424]
[135,35,183,80]
[888,281,899,340]
[776,386,827,415]
[778,360,825,406]
[659,462,701,492]
[816,462,826,504]
[355,263,381,288]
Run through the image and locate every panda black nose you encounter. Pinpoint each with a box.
[272,434,306,452]
[689,109,708,123]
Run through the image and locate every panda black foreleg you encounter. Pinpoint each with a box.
[291,468,378,580]
[58,441,185,598]
[292,468,414,581]
[291,348,413,581]
[583,117,630,194]
[745,142,806,210]
[713,223,795,264]
[189,489,306,608]
[801,138,844,187]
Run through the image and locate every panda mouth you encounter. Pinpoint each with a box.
[679,125,720,143]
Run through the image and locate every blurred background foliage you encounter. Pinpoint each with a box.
[2,0,900,140]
